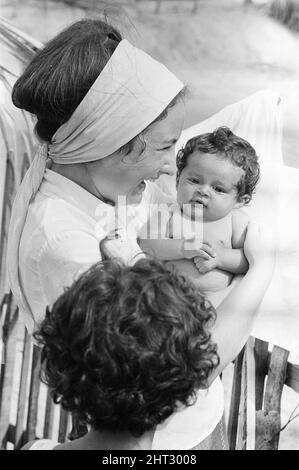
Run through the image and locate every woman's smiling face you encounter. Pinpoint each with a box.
[117,99,185,204]
[84,99,185,205]
[177,151,246,221]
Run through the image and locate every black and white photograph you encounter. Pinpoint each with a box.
[0,0,299,453]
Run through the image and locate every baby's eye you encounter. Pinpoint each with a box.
[213,186,226,193]
[189,178,200,184]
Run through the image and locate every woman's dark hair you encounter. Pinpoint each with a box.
[12,18,185,153]
[176,126,260,202]
[34,258,219,438]
[12,19,122,142]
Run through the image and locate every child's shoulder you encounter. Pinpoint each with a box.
[231,209,250,248]
[231,208,250,227]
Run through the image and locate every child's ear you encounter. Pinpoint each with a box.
[234,194,250,208]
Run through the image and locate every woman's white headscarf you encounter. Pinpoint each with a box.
[7,39,184,326]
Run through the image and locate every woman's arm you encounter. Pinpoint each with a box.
[207,221,275,384]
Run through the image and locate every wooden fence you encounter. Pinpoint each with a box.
[227,337,299,450]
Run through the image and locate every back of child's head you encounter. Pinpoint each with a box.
[34,258,219,438]
[176,126,260,203]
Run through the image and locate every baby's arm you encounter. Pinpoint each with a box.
[194,210,250,274]
[218,209,250,273]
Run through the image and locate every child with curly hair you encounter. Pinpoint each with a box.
[23,258,224,450]
[140,126,260,300]
[22,220,274,450]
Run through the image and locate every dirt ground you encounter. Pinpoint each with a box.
[1,0,299,450]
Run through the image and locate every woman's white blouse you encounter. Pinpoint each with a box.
[19,168,224,449]
[19,169,160,332]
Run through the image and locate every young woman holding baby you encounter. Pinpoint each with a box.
[8,18,274,450]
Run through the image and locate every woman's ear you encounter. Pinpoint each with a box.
[234,194,250,208]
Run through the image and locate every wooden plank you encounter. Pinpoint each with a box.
[285,362,299,393]
[15,328,32,449]
[262,346,289,450]
[25,345,41,443]
[227,346,245,450]
[0,155,15,300]
[43,387,56,439]
[264,346,289,412]
[58,408,70,443]
[0,294,19,449]
[236,346,247,450]
[245,337,256,450]
[254,339,269,410]
[6,424,16,447]
[0,125,7,233]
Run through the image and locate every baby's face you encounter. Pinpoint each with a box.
[177,151,245,222]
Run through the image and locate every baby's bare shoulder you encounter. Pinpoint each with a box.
[231,209,250,248]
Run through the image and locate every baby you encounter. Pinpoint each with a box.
[140,126,260,296]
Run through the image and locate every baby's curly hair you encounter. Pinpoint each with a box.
[176,126,260,203]
[34,258,219,438]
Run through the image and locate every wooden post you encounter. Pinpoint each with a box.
[58,408,70,443]
[0,294,19,449]
[236,344,249,450]
[15,328,32,449]
[254,339,269,410]
[245,337,256,450]
[43,388,56,439]
[25,345,42,443]
[0,155,15,301]
[227,347,245,449]
[256,346,289,450]
[285,362,299,393]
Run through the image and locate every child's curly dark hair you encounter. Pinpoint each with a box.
[34,258,219,438]
[176,126,260,203]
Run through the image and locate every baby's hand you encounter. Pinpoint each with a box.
[182,237,216,260]
[193,256,218,274]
